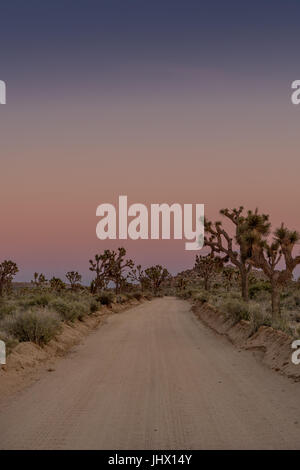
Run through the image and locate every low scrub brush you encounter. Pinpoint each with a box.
[1,309,61,346]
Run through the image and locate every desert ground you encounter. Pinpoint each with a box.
[0,297,299,450]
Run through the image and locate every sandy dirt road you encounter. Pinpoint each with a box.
[0,297,299,449]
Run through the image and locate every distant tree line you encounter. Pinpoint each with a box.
[0,248,171,298]
[2,206,300,320]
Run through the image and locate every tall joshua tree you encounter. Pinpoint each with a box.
[89,251,112,293]
[0,260,19,296]
[240,210,300,320]
[109,247,134,294]
[205,207,256,301]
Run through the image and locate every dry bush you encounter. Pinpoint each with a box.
[248,303,271,333]
[221,299,250,323]
[192,291,210,304]
[0,301,17,319]
[17,293,54,309]
[49,298,89,322]
[133,291,143,301]
[1,309,61,346]
[95,291,114,306]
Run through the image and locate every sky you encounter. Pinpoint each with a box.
[0,0,300,282]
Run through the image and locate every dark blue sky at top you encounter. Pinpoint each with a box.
[1,0,300,80]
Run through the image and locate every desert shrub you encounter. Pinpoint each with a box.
[116,294,127,304]
[69,301,88,321]
[226,291,242,300]
[177,289,189,299]
[89,301,99,313]
[96,292,114,306]
[178,288,200,300]
[18,293,53,309]
[133,291,142,301]
[2,309,61,346]
[176,290,185,298]
[290,311,300,323]
[222,299,250,323]
[125,293,134,301]
[282,297,298,311]
[49,298,72,320]
[249,281,271,299]
[271,314,292,335]
[280,290,291,300]
[248,304,271,333]
[49,298,89,322]
[163,288,176,296]
[144,292,153,300]
[193,291,209,304]
[213,282,222,289]
[0,301,17,319]
[186,289,196,299]
[209,290,240,310]
[293,295,300,307]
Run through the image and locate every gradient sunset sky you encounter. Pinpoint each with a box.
[1,0,300,282]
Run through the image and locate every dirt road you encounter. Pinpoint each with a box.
[0,297,299,449]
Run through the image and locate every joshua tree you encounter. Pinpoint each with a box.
[222,266,239,291]
[89,251,112,293]
[144,265,170,295]
[240,210,300,320]
[89,248,134,294]
[194,253,225,291]
[49,277,65,292]
[205,207,256,301]
[32,272,39,287]
[31,272,48,289]
[66,271,82,290]
[177,276,188,292]
[129,264,148,291]
[0,260,19,296]
[108,248,134,294]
